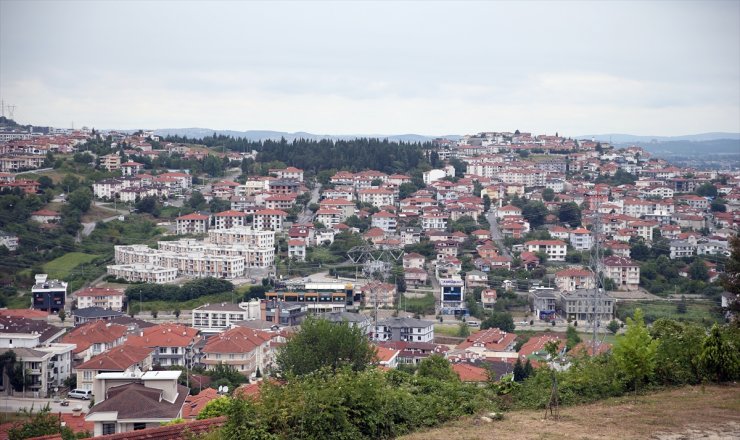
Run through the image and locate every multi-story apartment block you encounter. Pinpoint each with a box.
[371,210,397,233]
[560,290,614,322]
[270,166,304,182]
[316,208,343,228]
[421,212,448,231]
[669,240,696,259]
[555,269,595,292]
[569,227,593,250]
[524,240,568,261]
[107,264,178,284]
[31,274,67,313]
[373,317,434,343]
[191,301,261,333]
[253,209,287,232]
[213,210,249,229]
[125,323,200,368]
[200,327,273,377]
[599,256,640,291]
[208,226,275,248]
[100,154,121,171]
[76,287,126,311]
[288,239,307,261]
[358,188,395,208]
[176,213,210,235]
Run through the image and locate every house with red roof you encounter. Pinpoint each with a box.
[456,328,517,357]
[124,323,200,368]
[176,212,210,235]
[452,362,489,383]
[253,209,288,232]
[61,321,128,363]
[182,388,221,419]
[374,345,400,369]
[288,239,307,261]
[76,345,154,391]
[213,210,248,230]
[201,327,273,377]
[555,268,595,292]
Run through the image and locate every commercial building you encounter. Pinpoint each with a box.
[373,317,435,343]
[31,274,67,313]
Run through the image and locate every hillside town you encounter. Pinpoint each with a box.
[0,119,738,439]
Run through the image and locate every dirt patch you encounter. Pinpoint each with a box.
[400,385,740,440]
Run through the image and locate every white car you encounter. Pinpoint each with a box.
[68,389,93,400]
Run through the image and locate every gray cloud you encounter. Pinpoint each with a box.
[1,0,738,135]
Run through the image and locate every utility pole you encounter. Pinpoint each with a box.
[589,198,605,355]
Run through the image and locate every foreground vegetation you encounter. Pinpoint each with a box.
[190,311,739,440]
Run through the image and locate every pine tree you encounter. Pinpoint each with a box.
[513,358,525,382]
[613,309,658,399]
[523,359,534,379]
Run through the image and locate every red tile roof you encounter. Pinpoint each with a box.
[182,388,220,419]
[76,345,153,371]
[60,321,127,354]
[452,362,489,382]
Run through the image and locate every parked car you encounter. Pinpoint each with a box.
[68,389,93,400]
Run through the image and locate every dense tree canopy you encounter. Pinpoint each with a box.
[276,317,376,376]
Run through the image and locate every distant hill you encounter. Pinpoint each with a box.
[629,138,740,157]
[153,128,440,143]
[576,132,740,143]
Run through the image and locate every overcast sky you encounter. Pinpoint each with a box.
[1,1,738,136]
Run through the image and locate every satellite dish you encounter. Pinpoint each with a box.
[217,386,223,393]
[222,386,228,394]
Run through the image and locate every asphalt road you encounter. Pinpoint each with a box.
[0,396,89,414]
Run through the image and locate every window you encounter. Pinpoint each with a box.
[102,423,116,435]
[159,347,167,354]
[133,423,146,431]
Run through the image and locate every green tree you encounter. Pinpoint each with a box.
[542,188,555,202]
[695,183,717,198]
[67,187,92,213]
[457,322,470,337]
[698,324,740,382]
[521,201,548,228]
[607,320,620,334]
[220,396,275,440]
[480,311,515,332]
[612,309,658,398]
[513,358,525,382]
[676,296,687,314]
[688,259,709,282]
[58,309,66,323]
[558,202,582,226]
[417,354,457,381]
[650,319,703,385]
[276,317,375,376]
[566,325,582,351]
[197,396,232,420]
[188,191,207,210]
[8,404,78,440]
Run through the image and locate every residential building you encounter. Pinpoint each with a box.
[404,268,428,287]
[60,321,128,363]
[71,307,125,325]
[6,346,74,397]
[669,240,696,259]
[555,269,595,293]
[101,154,122,172]
[30,209,61,223]
[455,328,517,357]
[402,253,425,270]
[569,227,593,250]
[200,327,273,377]
[31,274,67,313]
[560,290,614,322]
[600,256,640,291]
[358,188,395,208]
[439,276,465,314]
[86,370,189,436]
[191,301,261,333]
[530,287,558,320]
[288,239,307,261]
[75,287,126,311]
[0,230,19,251]
[373,317,435,343]
[0,316,65,347]
[360,281,397,309]
[321,311,372,335]
[107,264,178,284]
[371,211,398,233]
[524,240,568,261]
[481,288,498,308]
[213,210,249,230]
[124,323,200,368]
[271,166,304,182]
[260,300,309,326]
[76,345,154,391]
[176,213,210,235]
[253,209,288,232]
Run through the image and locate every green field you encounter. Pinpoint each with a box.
[134,292,236,313]
[616,300,722,326]
[42,252,100,279]
[435,324,462,337]
[400,292,436,315]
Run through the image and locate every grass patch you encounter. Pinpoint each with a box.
[80,204,119,223]
[401,292,436,315]
[435,324,461,337]
[42,252,100,279]
[5,294,31,309]
[616,300,722,326]
[134,292,236,312]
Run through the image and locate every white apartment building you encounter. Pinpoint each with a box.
[76,287,126,311]
[176,213,210,235]
[371,211,397,233]
[373,317,434,343]
[288,239,307,261]
[316,208,344,228]
[524,240,568,261]
[253,209,288,232]
[213,210,249,229]
[421,213,448,231]
[569,227,593,250]
[358,188,395,208]
[555,269,596,292]
[599,256,640,291]
[107,264,178,284]
[191,301,261,333]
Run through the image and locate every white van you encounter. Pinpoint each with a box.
[68,389,93,400]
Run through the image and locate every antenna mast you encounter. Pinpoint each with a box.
[589,195,605,355]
